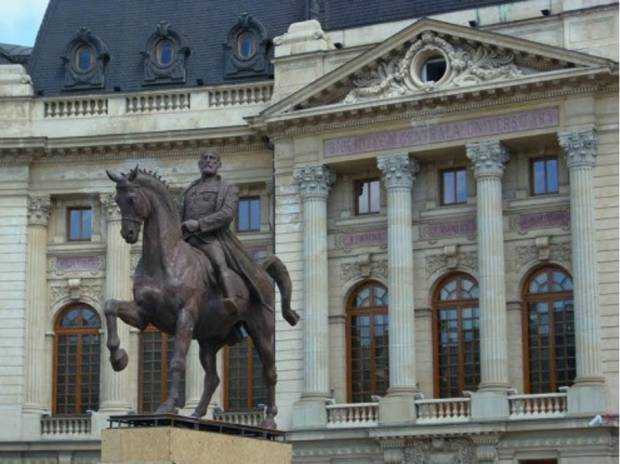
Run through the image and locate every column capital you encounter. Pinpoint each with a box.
[557,128,598,169]
[294,165,335,199]
[99,192,121,221]
[27,194,51,226]
[466,140,509,178]
[377,154,418,190]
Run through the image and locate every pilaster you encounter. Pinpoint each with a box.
[557,128,607,415]
[466,140,510,420]
[377,154,418,425]
[290,165,334,429]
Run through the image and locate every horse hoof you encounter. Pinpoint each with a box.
[155,400,178,415]
[259,418,277,429]
[111,349,128,372]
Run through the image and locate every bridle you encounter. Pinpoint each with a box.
[122,215,142,225]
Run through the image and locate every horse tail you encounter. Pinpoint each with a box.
[262,255,299,326]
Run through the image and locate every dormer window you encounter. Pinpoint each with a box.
[156,39,175,67]
[75,45,95,72]
[236,31,257,60]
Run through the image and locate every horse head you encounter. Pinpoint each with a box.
[106,165,150,244]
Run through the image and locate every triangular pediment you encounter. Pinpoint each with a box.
[258,18,616,121]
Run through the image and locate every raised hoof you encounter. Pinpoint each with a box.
[259,418,277,430]
[190,410,205,419]
[110,348,128,372]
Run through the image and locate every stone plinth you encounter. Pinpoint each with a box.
[102,427,292,464]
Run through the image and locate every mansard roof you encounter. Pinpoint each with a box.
[257,18,617,123]
[0,43,32,65]
[29,0,524,96]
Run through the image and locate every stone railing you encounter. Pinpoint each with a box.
[40,415,92,438]
[207,83,273,108]
[416,398,471,423]
[44,98,108,118]
[508,393,567,419]
[126,92,191,114]
[212,409,266,427]
[326,403,379,428]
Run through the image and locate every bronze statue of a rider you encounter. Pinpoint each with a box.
[181,151,265,342]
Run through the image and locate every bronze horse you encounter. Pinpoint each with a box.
[103,167,298,427]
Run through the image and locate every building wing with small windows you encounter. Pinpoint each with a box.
[0,0,618,463]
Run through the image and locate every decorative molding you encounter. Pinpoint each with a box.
[344,31,534,104]
[425,249,477,277]
[27,195,51,226]
[404,437,475,464]
[49,278,104,308]
[557,128,598,169]
[294,165,335,199]
[324,107,558,158]
[142,21,190,85]
[99,192,121,221]
[466,139,509,178]
[377,154,418,190]
[47,255,105,279]
[419,215,476,242]
[513,241,571,268]
[340,256,387,283]
[224,13,272,80]
[471,434,499,462]
[510,209,570,234]
[61,27,110,90]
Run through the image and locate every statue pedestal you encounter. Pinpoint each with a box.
[101,415,292,464]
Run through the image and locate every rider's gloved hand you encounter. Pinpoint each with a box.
[182,219,200,233]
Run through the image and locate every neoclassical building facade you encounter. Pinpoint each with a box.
[0,0,618,463]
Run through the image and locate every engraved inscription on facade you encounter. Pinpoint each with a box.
[511,209,570,234]
[419,216,476,241]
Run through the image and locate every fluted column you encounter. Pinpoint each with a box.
[99,193,133,413]
[377,154,418,395]
[23,195,51,414]
[183,341,203,414]
[558,129,607,413]
[466,140,510,393]
[294,165,334,398]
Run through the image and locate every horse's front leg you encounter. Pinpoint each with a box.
[156,305,195,414]
[103,299,148,371]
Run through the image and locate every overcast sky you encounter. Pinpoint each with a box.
[0,0,50,46]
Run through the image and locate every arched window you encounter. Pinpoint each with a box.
[236,31,257,60]
[53,304,101,415]
[75,44,94,72]
[523,266,575,393]
[224,338,267,411]
[433,273,480,398]
[156,39,175,67]
[139,325,185,413]
[346,282,389,403]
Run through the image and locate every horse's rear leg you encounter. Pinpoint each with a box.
[103,299,148,371]
[247,322,277,429]
[190,342,220,418]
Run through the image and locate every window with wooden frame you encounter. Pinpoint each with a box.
[53,304,100,415]
[530,157,559,196]
[440,168,468,205]
[523,266,575,393]
[138,325,185,413]
[354,178,381,215]
[346,282,389,403]
[237,196,261,232]
[432,273,480,398]
[223,338,267,411]
[67,207,93,241]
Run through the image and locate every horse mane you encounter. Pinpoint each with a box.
[132,169,180,220]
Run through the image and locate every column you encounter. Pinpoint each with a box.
[291,165,334,428]
[376,154,418,425]
[466,140,510,419]
[557,128,607,414]
[22,195,51,438]
[183,341,203,415]
[98,193,133,414]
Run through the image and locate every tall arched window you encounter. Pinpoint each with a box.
[523,266,575,393]
[433,273,480,398]
[224,338,267,411]
[53,304,100,415]
[346,282,389,403]
[139,325,185,413]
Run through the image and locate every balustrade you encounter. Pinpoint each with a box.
[40,415,92,437]
[44,98,108,118]
[126,92,191,113]
[508,393,567,419]
[207,83,273,107]
[415,398,471,423]
[326,403,379,428]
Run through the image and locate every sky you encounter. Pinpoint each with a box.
[0,0,49,47]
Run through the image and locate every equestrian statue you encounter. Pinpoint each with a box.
[103,151,299,428]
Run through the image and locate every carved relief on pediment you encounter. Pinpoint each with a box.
[344,31,537,104]
[404,437,474,464]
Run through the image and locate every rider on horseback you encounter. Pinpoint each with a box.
[181,151,265,342]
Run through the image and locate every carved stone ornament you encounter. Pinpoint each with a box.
[49,279,104,308]
[512,241,571,269]
[341,256,387,282]
[47,255,105,279]
[344,31,534,103]
[99,192,121,221]
[404,437,475,464]
[27,195,51,226]
[425,249,478,277]
[557,128,598,169]
[466,140,509,177]
[142,21,190,85]
[61,27,110,90]
[294,165,335,199]
[377,154,419,190]
[223,13,272,80]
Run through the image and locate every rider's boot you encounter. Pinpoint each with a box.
[221,271,239,316]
